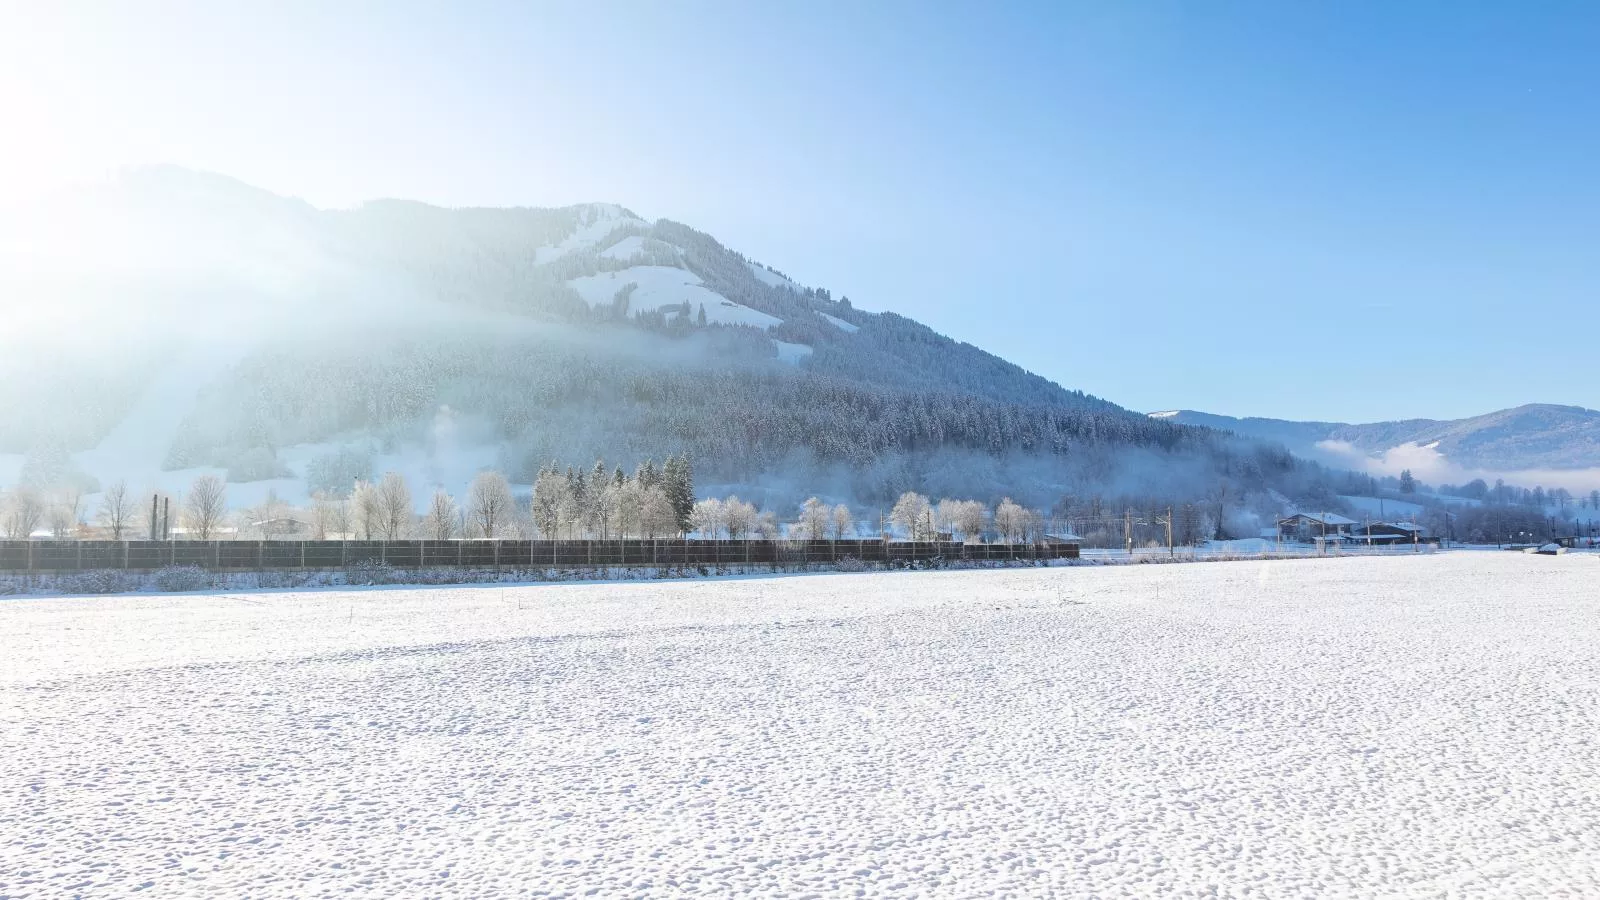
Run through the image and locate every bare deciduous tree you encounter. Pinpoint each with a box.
[691,497,724,538]
[830,504,853,540]
[993,497,1027,542]
[2,488,44,540]
[723,497,757,540]
[311,491,350,540]
[470,471,513,539]
[889,492,932,540]
[530,470,567,538]
[613,481,644,538]
[47,488,82,539]
[797,497,831,539]
[245,490,291,539]
[97,481,134,539]
[639,487,676,539]
[350,480,382,539]
[375,472,412,539]
[184,475,228,540]
[421,488,458,540]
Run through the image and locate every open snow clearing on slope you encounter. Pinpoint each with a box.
[567,265,782,328]
[821,311,859,333]
[4,553,1598,897]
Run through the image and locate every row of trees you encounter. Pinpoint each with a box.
[2,471,1094,547]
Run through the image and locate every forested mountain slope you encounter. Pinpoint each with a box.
[0,168,1329,516]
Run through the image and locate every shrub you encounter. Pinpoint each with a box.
[253,570,320,590]
[153,565,212,592]
[834,556,869,573]
[63,569,134,595]
[345,559,397,586]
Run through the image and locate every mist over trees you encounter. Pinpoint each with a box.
[9,169,1587,542]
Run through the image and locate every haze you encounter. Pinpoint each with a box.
[4,1,1596,423]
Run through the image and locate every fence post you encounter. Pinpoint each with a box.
[123,540,130,571]
[27,540,33,573]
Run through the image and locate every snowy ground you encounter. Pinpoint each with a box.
[4,554,1599,897]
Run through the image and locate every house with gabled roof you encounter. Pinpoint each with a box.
[1277,512,1358,543]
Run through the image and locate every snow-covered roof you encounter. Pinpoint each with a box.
[1282,512,1358,527]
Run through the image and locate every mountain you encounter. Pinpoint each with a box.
[0,167,1330,522]
[1149,405,1600,486]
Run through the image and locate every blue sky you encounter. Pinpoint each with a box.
[4,1,1597,422]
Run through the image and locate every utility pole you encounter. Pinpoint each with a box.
[1124,509,1133,556]
[1166,506,1174,558]
[149,494,159,541]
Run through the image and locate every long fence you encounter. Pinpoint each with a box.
[0,539,1078,573]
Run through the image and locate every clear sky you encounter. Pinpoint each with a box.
[3,1,1596,422]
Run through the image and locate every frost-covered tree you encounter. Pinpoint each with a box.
[691,497,724,538]
[421,488,458,540]
[374,472,412,539]
[830,504,853,540]
[754,510,780,540]
[635,458,659,491]
[1399,470,1417,494]
[531,469,569,538]
[993,497,1027,543]
[613,480,644,538]
[311,491,351,539]
[639,487,676,539]
[470,471,514,538]
[889,491,932,540]
[593,480,618,540]
[723,497,757,539]
[185,474,228,540]
[955,500,987,542]
[350,479,382,540]
[96,481,134,540]
[797,497,831,539]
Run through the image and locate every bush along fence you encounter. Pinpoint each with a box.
[0,539,1079,573]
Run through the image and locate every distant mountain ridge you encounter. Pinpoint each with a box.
[1149,404,1600,473]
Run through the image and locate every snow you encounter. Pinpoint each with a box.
[748,261,799,291]
[772,339,813,365]
[1284,511,1358,526]
[820,312,859,333]
[598,234,651,261]
[1338,495,1427,519]
[1147,409,1180,418]
[567,266,782,328]
[4,554,1599,896]
[533,204,642,265]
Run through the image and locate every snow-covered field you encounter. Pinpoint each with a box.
[4,554,1599,897]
